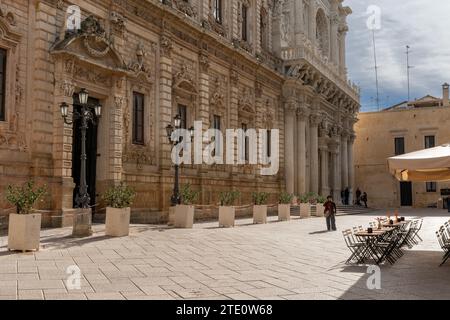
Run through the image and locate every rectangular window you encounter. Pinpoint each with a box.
[178,104,187,129]
[426,182,437,193]
[213,0,222,24]
[394,137,405,156]
[132,92,145,145]
[242,123,249,162]
[425,135,435,149]
[0,48,6,121]
[241,5,248,41]
[267,129,271,158]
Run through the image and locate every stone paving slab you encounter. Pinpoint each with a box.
[0,208,449,300]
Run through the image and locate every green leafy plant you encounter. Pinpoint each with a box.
[252,192,268,205]
[316,195,327,204]
[180,184,200,205]
[6,180,47,215]
[219,191,241,206]
[102,183,136,209]
[299,192,321,204]
[279,192,294,204]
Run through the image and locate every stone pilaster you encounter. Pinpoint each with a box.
[284,101,296,194]
[319,143,329,197]
[341,132,349,190]
[296,106,308,195]
[309,113,320,194]
[109,77,126,183]
[348,133,356,205]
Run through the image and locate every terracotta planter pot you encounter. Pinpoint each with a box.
[219,206,235,228]
[105,207,131,237]
[72,208,93,238]
[278,204,291,221]
[8,213,41,252]
[253,205,268,224]
[300,203,311,218]
[174,205,195,229]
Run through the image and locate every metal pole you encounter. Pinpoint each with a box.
[76,105,91,209]
[406,45,411,102]
[171,163,181,206]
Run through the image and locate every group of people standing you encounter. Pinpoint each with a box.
[340,188,368,208]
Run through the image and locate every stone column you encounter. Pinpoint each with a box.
[331,16,340,65]
[329,142,340,201]
[348,133,356,205]
[308,1,316,46]
[339,27,348,76]
[296,107,308,195]
[319,143,329,196]
[341,133,349,190]
[285,102,296,194]
[309,113,320,194]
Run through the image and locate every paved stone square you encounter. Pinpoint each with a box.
[0,209,449,300]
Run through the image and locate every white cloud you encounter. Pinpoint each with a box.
[344,0,450,111]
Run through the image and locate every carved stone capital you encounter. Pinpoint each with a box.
[160,35,173,58]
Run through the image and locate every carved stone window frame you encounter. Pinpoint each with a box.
[0,11,21,129]
[172,65,198,129]
[127,80,154,148]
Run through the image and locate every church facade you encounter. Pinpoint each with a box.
[0,0,360,224]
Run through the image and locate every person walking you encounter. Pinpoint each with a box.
[344,187,350,205]
[356,188,362,206]
[361,192,368,208]
[323,195,337,231]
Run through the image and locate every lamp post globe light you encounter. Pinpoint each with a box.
[165,115,194,207]
[60,88,102,209]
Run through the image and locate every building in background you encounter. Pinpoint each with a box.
[354,83,450,209]
[0,0,359,225]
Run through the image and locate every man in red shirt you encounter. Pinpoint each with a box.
[323,196,337,231]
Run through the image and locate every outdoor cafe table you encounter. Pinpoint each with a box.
[354,229,393,264]
[382,220,409,228]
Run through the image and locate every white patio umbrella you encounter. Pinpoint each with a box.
[388,143,450,182]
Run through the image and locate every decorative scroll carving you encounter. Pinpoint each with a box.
[172,0,198,18]
[128,42,152,82]
[110,11,127,36]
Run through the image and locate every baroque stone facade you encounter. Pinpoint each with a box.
[0,0,359,224]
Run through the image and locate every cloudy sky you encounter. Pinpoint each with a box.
[344,0,450,112]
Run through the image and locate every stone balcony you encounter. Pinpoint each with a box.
[281,45,360,102]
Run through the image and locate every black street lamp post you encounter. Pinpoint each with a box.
[60,89,102,209]
[166,115,194,207]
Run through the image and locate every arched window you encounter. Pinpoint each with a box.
[316,9,329,56]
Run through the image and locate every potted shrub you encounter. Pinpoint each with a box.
[278,192,293,221]
[299,193,312,218]
[218,191,241,228]
[315,195,326,217]
[5,180,47,252]
[252,192,268,224]
[103,183,136,237]
[175,184,200,229]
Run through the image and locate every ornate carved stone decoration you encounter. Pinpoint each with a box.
[230,69,239,85]
[123,146,156,170]
[60,80,75,97]
[172,0,198,18]
[160,35,173,58]
[199,51,210,73]
[128,42,152,82]
[173,63,197,94]
[114,95,126,109]
[238,87,255,114]
[110,11,127,36]
[210,77,225,109]
[73,64,112,87]
[52,16,127,72]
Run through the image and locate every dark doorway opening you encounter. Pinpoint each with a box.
[72,94,99,210]
[400,181,413,207]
